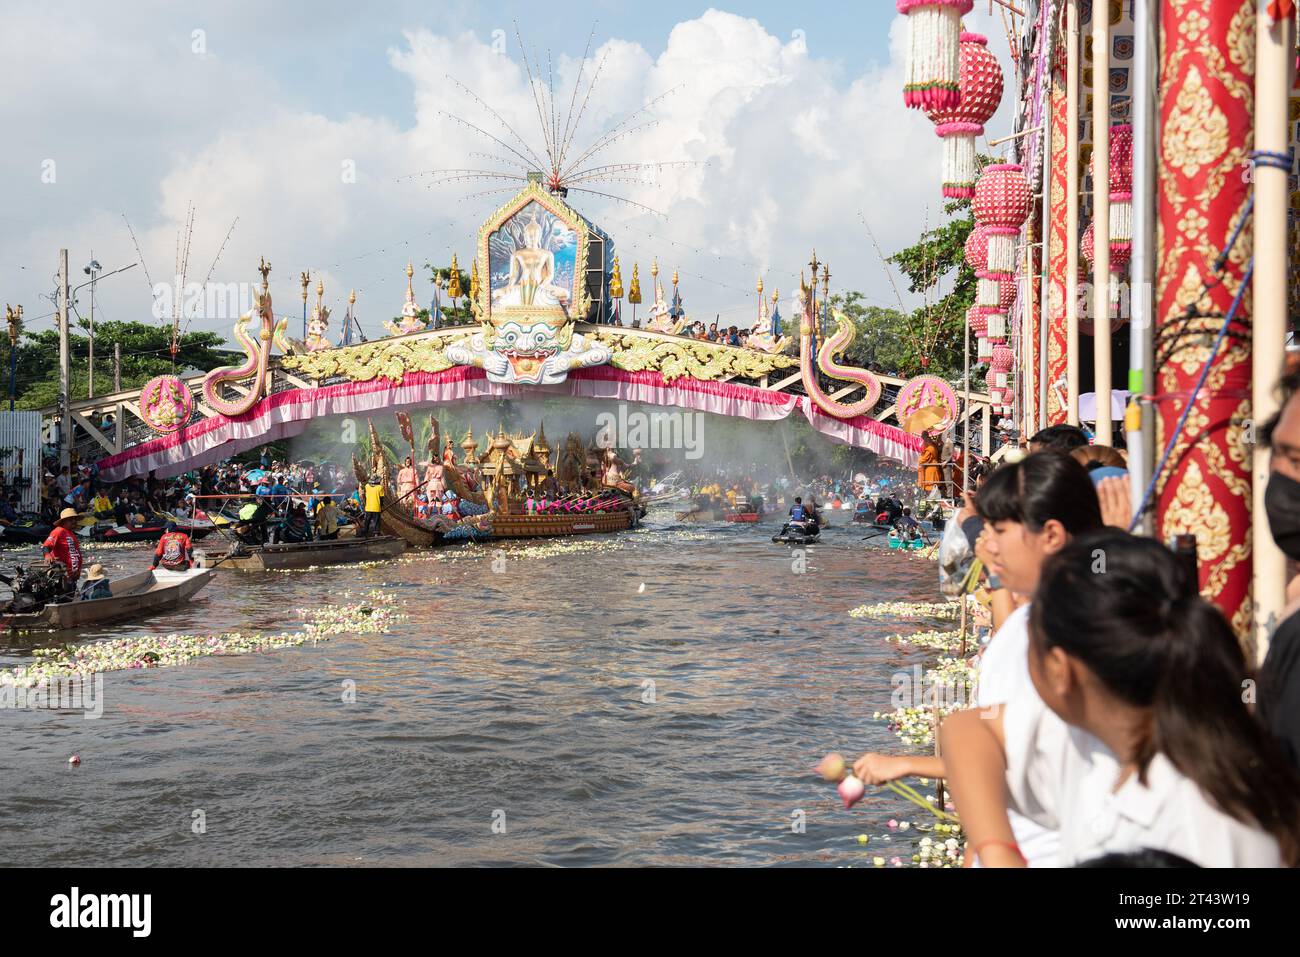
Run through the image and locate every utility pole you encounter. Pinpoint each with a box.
[113,341,122,392]
[85,258,101,398]
[58,249,71,469]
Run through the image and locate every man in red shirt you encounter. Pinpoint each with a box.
[151,522,194,571]
[42,507,84,592]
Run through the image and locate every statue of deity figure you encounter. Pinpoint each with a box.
[492,215,571,308]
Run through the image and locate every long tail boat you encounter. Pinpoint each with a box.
[2,568,214,633]
[204,534,406,571]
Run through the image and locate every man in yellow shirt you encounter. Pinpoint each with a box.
[315,496,340,540]
[361,475,384,537]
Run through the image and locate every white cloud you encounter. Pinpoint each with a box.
[2,7,1016,343]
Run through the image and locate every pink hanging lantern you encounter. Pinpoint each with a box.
[1081,221,1131,336]
[984,310,1007,342]
[964,224,989,273]
[1108,124,1134,259]
[897,1,976,111]
[925,33,1004,198]
[987,344,1013,390]
[973,163,1032,277]
[966,225,1006,311]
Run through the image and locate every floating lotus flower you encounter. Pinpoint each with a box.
[815,752,847,782]
[837,775,866,809]
[848,600,959,620]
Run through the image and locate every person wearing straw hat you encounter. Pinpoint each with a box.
[79,564,112,601]
[42,507,85,592]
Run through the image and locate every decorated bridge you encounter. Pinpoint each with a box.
[47,179,995,480]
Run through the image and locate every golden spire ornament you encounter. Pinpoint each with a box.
[448,254,462,299]
[609,256,624,299]
[405,261,414,297]
[627,263,642,304]
[300,271,310,303]
[470,258,480,303]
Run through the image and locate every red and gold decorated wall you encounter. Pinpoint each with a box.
[1155,0,1256,638]
[1045,73,1070,425]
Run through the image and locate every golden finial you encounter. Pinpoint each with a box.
[259,257,272,291]
[820,262,830,295]
[671,267,679,286]
[349,289,357,306]
[756,276,764,296]
[609,256,624,299]
[470,258,480,302]
[772,287,779,304]
[316,278,324,305]
[300,270,310,301]
[405,261,414,291]
[650,258,659,279]
[448,254,463,299]
[628,263,642,305]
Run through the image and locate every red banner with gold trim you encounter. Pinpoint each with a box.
[1155,0,1255,638]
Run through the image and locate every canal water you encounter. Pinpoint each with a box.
[1,512,943,866]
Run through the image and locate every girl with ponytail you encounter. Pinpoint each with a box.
[942,531,1300,867]
[850,451,1102,866]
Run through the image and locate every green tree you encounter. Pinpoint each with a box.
[887,198,976,380]
[12,321,228,409]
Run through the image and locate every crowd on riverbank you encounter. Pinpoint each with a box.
[826,394,1300,869]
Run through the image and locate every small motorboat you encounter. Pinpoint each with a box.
[887,528,928,551]
[0,511,52,545]
[772,520,821,545]
[1,567,214,633]
[89,521,215,544]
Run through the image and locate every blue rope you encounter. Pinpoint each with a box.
[1129,257,1255,532]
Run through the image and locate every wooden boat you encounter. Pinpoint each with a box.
[206,535,406,571]
[1,568,214,632]
[89,522,215,544]
[723,498,762,523]
[488,508,636,539]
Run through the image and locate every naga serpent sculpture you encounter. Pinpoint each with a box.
[799,307,882,419]
[201,282,289,418]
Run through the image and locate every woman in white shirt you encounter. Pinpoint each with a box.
[852,452,1104,865]
[942,531,1300,867]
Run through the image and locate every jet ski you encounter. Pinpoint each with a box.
[772,519,821,545]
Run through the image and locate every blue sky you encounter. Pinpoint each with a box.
[2,2,1015,340]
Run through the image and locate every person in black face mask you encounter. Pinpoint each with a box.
[1258,367,1300,771]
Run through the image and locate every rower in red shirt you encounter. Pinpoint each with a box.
[151,522,194,571]
[42,507,85,592]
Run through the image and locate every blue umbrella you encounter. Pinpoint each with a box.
[244,468,268,484]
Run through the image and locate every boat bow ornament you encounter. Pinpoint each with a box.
[200,259,290,418]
